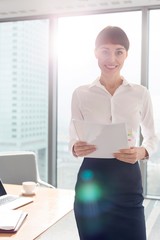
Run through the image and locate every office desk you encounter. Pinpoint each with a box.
[0,184,74,240]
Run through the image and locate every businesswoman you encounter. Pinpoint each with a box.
[69,26,158,240]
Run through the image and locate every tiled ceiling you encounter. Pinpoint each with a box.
[0,0,160,19]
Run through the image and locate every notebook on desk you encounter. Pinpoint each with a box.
[0,209,28,233]
[0,179,33,210]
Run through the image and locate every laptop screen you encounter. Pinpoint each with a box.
[0,179,7,196]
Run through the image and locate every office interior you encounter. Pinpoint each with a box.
[0,0,159,198]
[0,0,160,194]
[0,0,160,196]
[0,0,160,239]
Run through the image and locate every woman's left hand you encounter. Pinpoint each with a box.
[113,147,148,164]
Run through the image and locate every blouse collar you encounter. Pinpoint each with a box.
[89,76,133,90]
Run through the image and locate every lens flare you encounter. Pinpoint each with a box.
[81,170,94,181]
[77,170,103,203]
[77,182,102,202]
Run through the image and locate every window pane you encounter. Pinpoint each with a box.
[147,9,160,197]
[57,11,142,189]
[0,19,49,181]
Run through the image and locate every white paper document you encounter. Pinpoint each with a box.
[73,120,129,158]
[0,209,27,231]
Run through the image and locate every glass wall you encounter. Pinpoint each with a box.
[57,11,142,189]
[147,9,160,197]
[0,19,49,181]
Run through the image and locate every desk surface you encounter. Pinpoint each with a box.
[0,184,74,240]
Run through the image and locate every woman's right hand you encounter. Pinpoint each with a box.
[73,141,96,157]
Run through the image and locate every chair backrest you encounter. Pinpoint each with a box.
[0,151,39,185]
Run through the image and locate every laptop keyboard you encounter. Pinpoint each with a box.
[0,196,18,206]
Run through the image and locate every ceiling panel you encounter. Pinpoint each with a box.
[0,0,160,19]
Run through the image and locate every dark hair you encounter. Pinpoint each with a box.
[95,26,130,51]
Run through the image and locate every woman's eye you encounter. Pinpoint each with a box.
[116,51,123,56]
[102,51,108,55]
[101,50,109,56]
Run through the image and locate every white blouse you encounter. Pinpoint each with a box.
[69,77,158,157]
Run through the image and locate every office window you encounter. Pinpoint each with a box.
[57,11,142,189]
[147,9,160,197]
[0,19,49,181]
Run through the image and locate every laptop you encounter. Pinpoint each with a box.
[0,179,33,210]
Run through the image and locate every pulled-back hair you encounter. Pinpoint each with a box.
[95,26,130,51]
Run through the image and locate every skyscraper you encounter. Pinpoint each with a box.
[0,20,49,181]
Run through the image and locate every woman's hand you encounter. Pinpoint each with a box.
[73,141,96,157]
[113,147,148,164]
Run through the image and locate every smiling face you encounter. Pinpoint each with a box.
[95,44,128,76]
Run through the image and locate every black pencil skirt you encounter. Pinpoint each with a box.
[74,158,146,240]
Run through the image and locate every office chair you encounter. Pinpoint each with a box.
[0,151,55,188]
